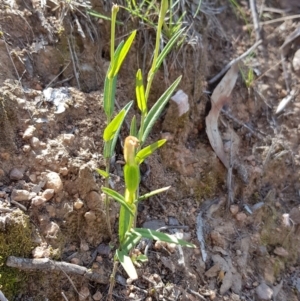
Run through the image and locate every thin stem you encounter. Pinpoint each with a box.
[105,158,113,239]
[107,260,119,301]
[145,0,168,102]
[110,5,119,68]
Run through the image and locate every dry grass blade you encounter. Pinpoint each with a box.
[205,63,239,169]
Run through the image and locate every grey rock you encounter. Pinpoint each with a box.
[255,283,273,300]
[12,189,36,201]
[9,168,24,180]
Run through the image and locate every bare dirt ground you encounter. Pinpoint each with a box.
[1,0,300,300]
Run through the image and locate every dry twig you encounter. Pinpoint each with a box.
[208,40,262,85]
[6,256,108,284]
[249,0,262,42]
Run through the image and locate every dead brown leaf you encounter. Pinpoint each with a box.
[205,63,239,169]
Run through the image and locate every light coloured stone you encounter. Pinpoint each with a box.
[80,241,89,252]
[44,221,59,237]
[62,134,75,145]
[292,49,300,74]
[74,199,84,209]
[236,212,247,222]
[274,246,289,257]
[31,196,47,206]
[230,204,239,215]
[84,211,96,222]
[22,125,36,140]
[78,286,90,301]
[29,174,37,183]
[42,189,55,201]
[59,167,68,176]
[32,245,50,258]
[13,189,36,201]
[30,137,40,149]
[255,283,273,300]
[92,291,102,301]
[9,168,24,180]
[71,257,81,265]
[45,172,63,193]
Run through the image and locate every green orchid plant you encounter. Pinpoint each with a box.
[93,2,195,299]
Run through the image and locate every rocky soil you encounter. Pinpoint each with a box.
[1,0,300,301]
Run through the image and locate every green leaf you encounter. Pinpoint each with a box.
[155,28,185,72]
[136,254,148,263]
[103,102,133,158]
[131,228,196,248]
[124,165,140,194]
[103,42,123,119]
[130,115,137,137]
[135,69,147,113]
[103,110,125,142]
[110,101,133,157]
[137,186,171,202]
[140,76,182,144]
[119,204,134,246]
[108,30,137,79]
[88,9,124,24]
[122,232,142,254]
[135,139,166,165]
[101,187,135,217]
[116,249,138,280]
[95,169,109,179]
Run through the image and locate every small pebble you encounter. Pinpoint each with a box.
[22,145,30,153]
[78,286,90,301]
[71,257,81,265]
[22,125,36,140]
[30,137,40,149]
[45,172,63,193]
[62,134,75,145]
[80,241,89,252]
[255,283,273,300]
[9,168,24,180]
[31,196,47,206]
[274,246,289,258]
[29,174,37,183]
[74,199,84,209]
[84,211,96,222]
[13,189,36,201]
[44,221,59,237]
[59,167,68,176]
[236,212,247,222]
[92,291,102,301]
[230,204,239,215]
[292,49,300,74]
[42,189,55,201]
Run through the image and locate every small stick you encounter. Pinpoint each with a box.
[227,131,234,209]
[6,256,108,284]
[67,37,81,90]
[186,288,206,300]
[249,0,262,42]
[61,292,69,301]
[258,14,300,26]
[0,207,13,213]
[208,40,262,84]
[10,200,27,211]
[107,261,119,301]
